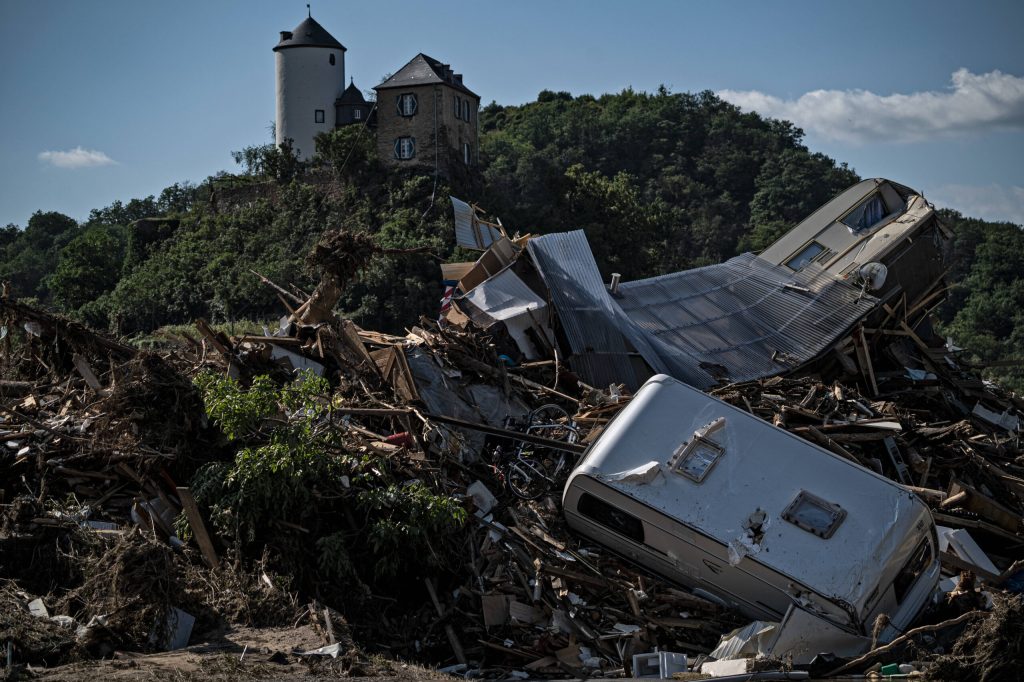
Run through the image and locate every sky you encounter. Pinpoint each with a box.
[1,0,1023,228]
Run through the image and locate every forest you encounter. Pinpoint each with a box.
[2,88,1022,390]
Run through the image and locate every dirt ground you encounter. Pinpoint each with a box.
[14,624,448,681]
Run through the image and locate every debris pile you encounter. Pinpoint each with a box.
[1,182,1023,679]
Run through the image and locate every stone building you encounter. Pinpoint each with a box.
[274,15,477,172]
[374,54,480,176]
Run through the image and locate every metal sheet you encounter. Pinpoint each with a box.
[452,197,504,250]
[526,231,662,390]
[617,253,879,388]
[461,269,544,322]
[524,230,876,390]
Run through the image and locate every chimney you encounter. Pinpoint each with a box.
[609,273,621,295]
[454,74,463,85]
[279,30,293,41]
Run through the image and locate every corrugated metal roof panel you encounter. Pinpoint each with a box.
[617,253,878,388]
[523,231,877,391]
[526,231,669,390]
[452,197,504,250]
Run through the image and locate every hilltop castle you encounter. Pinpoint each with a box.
[273,14,479,175]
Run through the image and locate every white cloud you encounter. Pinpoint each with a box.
[38,146,117,169]
[718,69,1024,144]
[926,183,1024,226]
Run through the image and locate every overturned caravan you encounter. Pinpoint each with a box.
[563,375,940,654]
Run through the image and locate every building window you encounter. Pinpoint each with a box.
[394,136,416,160]
[782,491,846,539]
[397,93,418,117]
[463,142,471,165]
[314,109,325,123]
[785,242,825,271]
[463,99,471,122]
[353,109,362,121]
[454,95,462,120]
[578,493,644,543]
[329,53,336,66]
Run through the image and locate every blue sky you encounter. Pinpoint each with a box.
[2,0,1022,227]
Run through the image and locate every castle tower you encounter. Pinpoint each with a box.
[273,14,346,161]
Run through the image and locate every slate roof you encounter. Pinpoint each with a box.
[336,80,367,105]
[274,16,346,52]
[375,53,478,98]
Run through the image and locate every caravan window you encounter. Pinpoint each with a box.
[842,194,888,233]
[894,538,933,603]
[785,242,825,271]
[782,491,846,539]
[670,419,726,483]
[578,493,644,542]
[673,440,722,482]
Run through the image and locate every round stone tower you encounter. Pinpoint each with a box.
[274,14,346,161]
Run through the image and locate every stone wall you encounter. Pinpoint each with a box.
[376,84,479,176]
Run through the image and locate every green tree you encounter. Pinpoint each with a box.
[0,211,79,299]
[48,225,127,311]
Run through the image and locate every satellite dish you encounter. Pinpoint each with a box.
[858,262,888,291]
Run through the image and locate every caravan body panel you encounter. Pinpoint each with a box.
[563,375,939,634]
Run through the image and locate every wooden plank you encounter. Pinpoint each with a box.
[932,512,1023,544]
[176,486,220,569]
[946,481,1024,533]
[853,328,878,396]
[802,425,864,466]
[72,354,104,393]
[195,318,231,356]
[425,578,466,664]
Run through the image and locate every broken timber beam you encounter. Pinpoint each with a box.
[330,407,587,454]
[176,486,220,569]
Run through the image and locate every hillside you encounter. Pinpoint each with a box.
[1,88,1021,390]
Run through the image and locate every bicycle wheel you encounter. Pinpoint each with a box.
[506,458,550,500]
[526,404,579,444]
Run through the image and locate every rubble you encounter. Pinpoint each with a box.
[1,180,1023,679]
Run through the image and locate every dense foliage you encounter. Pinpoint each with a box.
[478,88,859,275]
[188,370,467,592]
[2,88,1021,388]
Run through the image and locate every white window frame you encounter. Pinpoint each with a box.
[394,136,416,160]
[314,109,325,124]
[669,417,726,483]
[463,142,471,165]
[397,93,418,117]
[782,491,847,539]
[353,109,362,121]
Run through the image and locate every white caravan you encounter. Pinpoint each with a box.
[563,375,939,652]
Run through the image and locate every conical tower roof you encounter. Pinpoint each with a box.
[337,79,367,105]
[274,16,346,52]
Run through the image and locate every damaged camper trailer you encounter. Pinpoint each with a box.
[563,374,941,659]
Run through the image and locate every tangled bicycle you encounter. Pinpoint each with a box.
[490,404,582,500]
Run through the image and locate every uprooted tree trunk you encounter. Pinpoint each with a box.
[294,229,432,326]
